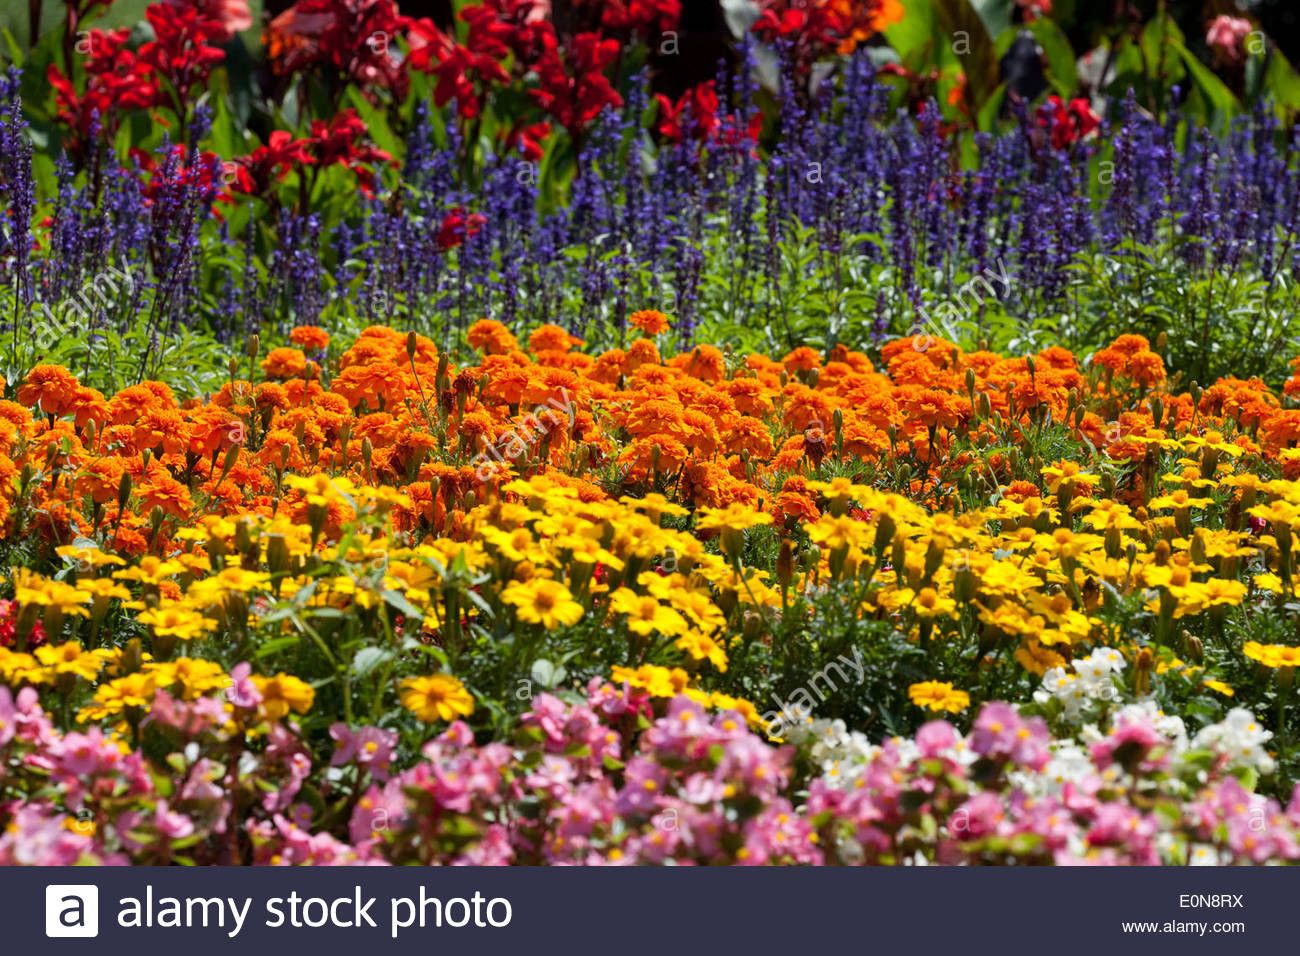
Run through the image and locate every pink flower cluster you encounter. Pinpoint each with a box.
[5,681,1300,865]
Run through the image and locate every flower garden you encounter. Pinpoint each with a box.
[3,0,1300,866]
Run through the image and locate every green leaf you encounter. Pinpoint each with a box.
[884,0,934,61]
[968,0,1011,38]
[933,0,1000,107]
[351,646,395,679]
[1178,44,1240,125]
[381,588,425,622]
[1028,18,1079,94]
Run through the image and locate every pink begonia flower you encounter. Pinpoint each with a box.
[329,722,398,779]
[155,799,196,840]
[0,686,16,748]
[226,661,262,708]
[1207,15,1253,64]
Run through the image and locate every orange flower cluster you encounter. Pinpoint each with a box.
[5,326,1298,561]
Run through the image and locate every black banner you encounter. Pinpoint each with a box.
[16,866,1285,953]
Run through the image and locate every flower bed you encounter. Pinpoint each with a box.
[4,322,1300,863]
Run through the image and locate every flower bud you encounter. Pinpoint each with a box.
[776,540,794,590]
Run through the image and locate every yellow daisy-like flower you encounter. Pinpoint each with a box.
[400,673,475,722]
[502,577,584,629]
[908,680,970,713]
[138,605,217,641]
[674,631,728,671]
[1242,641,1300,669]
[34,642,105,682]
[610,664,691,698]
[252,672,316,721]
[609,587,688,637]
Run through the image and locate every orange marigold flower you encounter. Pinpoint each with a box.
[628,310,670,336]
[262,347,308,380]
[782,346,822,374]
[468,319,520,355]
[289,325,330,351]
[1127,350,1166,387]
[16,364,80,416]
[623,338,661,375]
[529,323,583,354]
[1110,333,1150,355]
[671,345,726,383]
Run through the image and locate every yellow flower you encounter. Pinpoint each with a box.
[708,692,764,728]
[111,556,186,585]
[400,674,474,722]
[908,586,957,620]
[138,605,217,640]
[77,672,158,722]
[610,664,691,698]
[0,647,45,685]
[56,545,125,568]
[908,680,970,713]
[34,642,105,682]
[696,503,773,559]
[674,631,728,671]
[153,658,229,699]
[252,672,316,721]
[609,587,688,637]
[1203,679,1235,697]
[11,569,92,615]
[75,577,132,602]
[1243,641,1300,668]
[502,577,584,629]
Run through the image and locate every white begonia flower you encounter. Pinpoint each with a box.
[1192,708,1275,775]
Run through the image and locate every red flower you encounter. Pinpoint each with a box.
[48,28,156,145]
[575,0,680,39]
[166,0,253,43]
[130,144,233,210]
[528,32,623,141]
[1037,95,1100,151]
[266,0,410,95]
[656,82,720,142]
[753,0,901,72]
[656,81,761,147]
[407,19,511,120]
[231,130,315,195]
[502,120,552,161]
[139,3,227,113]
[437,208,486,250]
[461,0,555,65]
[308,109,394,195]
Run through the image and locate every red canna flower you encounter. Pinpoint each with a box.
[501,119,552,161]
[437,208,487,250]
[48,27,156,147]
[753,0,901,72]
[230,130,315,196]
[139,3,227,117]
[528,32,623,142]
[265,0,410,95]
[575,0,681,39]
[308,109,394,195]
[460,0,555,66]
[130,144,233,211]
[656,81,761,147]
[1036,95,1100,151]
[165,0,253,42]
[407,19,511,120]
